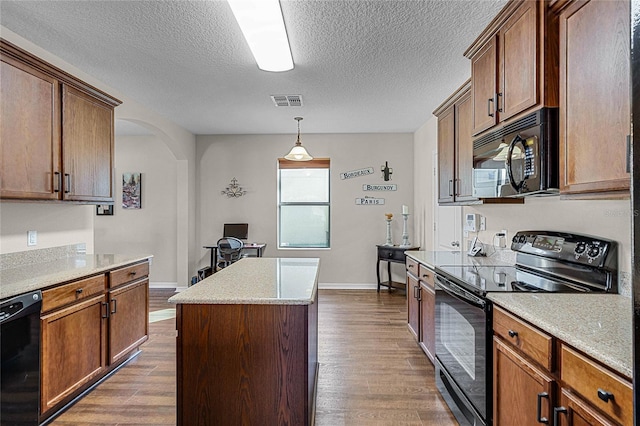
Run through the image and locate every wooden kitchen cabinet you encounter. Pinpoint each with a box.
[493,337,555,426]
[108,278,149,364]
[406,262,420,340]
[405,257,436,364]
[40,293,107,414]
[418,264,435,363]
[39,260,149,421]
[493,306,632,426]
[465,0,558,136]
[553,0,630,197]
[434,81,475,205]
[0,39,120,203]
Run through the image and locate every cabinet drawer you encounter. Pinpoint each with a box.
[380,248,405,263]
[418,264,435,289]
[406,257,419,276]
[42,275,105,313]
[561,345,632,426]
[109,261,149,288]
[493,307,553,370]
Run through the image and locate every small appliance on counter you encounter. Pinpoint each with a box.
[434,230,618,426]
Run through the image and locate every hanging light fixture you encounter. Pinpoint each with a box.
[284,117,313,161]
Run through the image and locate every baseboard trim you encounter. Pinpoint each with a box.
[149,281,179,289]
[318,282,378,290]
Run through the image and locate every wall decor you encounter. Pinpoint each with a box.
[340,167,374,180]
[381,161,393,181]
[221,177,246,198]
[122,172,142,209]
[96,204,113,216]
[363,184,397,191]
[355,196,385,205]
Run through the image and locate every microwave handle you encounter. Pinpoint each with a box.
[506,135,525,193]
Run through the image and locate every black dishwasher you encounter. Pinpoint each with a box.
[1,290,42,426]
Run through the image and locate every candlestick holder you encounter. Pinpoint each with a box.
[400,213,411,247]
[384,213,393,246]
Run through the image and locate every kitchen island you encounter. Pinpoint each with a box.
[169,257,319,426]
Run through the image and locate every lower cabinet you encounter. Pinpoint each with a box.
[492,306,632,426]
[39,261,149,420]
[40,294,107,414]
[493,337,554,426]
[405,257,436,363]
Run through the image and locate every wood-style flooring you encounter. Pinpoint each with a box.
[50,289,457,425]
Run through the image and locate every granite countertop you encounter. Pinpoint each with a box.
[405,249,516,269]
[169,257,319,305]
[488,293,633,379]
[0,253,153,300]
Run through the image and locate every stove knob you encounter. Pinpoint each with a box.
[574,242,586,255]
[512,235,519,243]
[519,235,526,243]
[587,245,601,259]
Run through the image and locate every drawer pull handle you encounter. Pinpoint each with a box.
[110,299,117,315]
[129,271,137,276]
[408,264,414,269]
[75,288,83,294]
[553,406,567,425]
[422,274,429,279]
[536,392,549,424]
[597,389,614,403]
[101,302,109,319]
[508,330,518,338]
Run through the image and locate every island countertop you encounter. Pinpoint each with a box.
[169,257,320,305]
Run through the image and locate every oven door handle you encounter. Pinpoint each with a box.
[435,275,485,309]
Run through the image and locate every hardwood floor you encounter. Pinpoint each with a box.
[50,289,457,425]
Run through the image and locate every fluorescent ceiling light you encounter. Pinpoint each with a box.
[227,0,294,72]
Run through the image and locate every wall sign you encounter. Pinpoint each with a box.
[355,196,385,205]
[362,184,397,191]
[340,167,374,180]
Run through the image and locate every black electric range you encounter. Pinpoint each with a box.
[434,231,618,426]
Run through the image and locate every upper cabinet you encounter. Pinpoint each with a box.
[465,0,559,136]
[552,0,630,198]
[0,39,121,203]
[434,81,476,205]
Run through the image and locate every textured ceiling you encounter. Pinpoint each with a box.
[0,0,507,135]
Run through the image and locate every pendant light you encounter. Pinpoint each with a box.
[284,117,313,161]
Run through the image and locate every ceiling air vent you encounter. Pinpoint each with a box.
[270,95,303,107]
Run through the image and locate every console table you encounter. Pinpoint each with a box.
[376,245,419,292]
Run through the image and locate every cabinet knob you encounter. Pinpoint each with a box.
[597,389,614,403]
[508,330,518,338]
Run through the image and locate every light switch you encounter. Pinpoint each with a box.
[27,230,37,246]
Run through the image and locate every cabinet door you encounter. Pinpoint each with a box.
[418,281,435,363]
[500,1,538,120]
[454,91,475,201]
[493,337,554,426]
[559,0,630,195]
[108,278,149,365]
[471,35,498,135]
[556,388,616,426]
[407,273,419,339]
[0,57,61,200]
[62,85,114,202]
[41,294,107,414]
[437,105,455,203]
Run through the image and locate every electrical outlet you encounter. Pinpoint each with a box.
[480,216,486,231]
[27,230,37,246]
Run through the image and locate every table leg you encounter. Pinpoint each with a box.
[376,258,382,292]
[387,260,392,292]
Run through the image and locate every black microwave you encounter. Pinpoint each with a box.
[472,108,559,198]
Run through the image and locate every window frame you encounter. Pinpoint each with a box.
[277,158,331,250]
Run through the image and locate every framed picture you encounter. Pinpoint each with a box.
[122,172,142,209]
[96,204,114,215]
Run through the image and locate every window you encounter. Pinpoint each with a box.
[278,158,330,248]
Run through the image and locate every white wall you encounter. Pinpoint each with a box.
[94,135,178,285]
[196,133,414,286]
[413,116,438,250]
